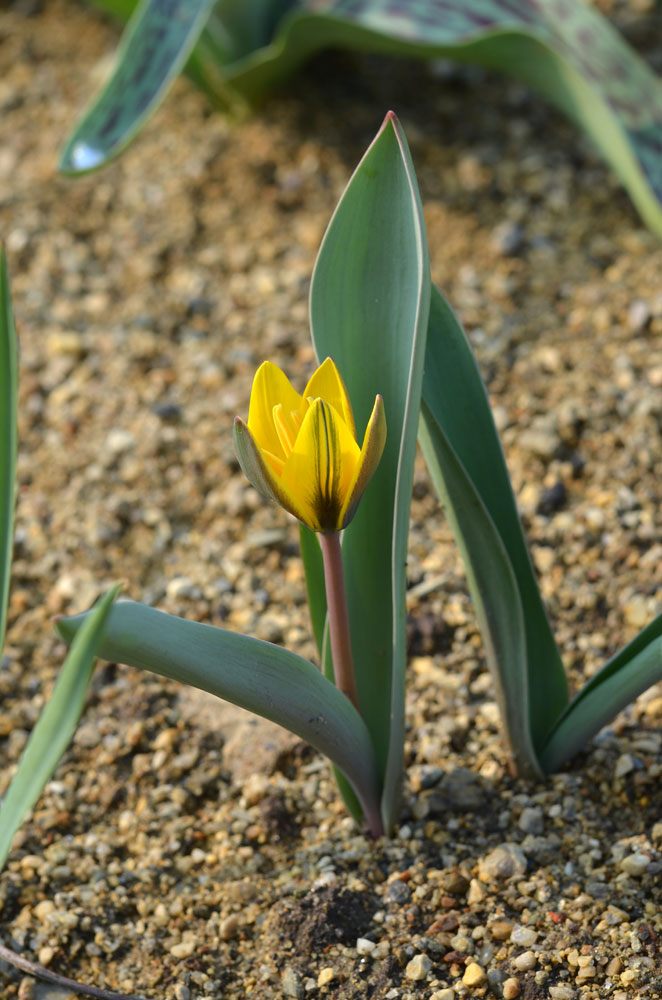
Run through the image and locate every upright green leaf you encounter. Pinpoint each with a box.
[540,614,662,773]
[0,587,119,871]
[60,0,217,173]
[419,286,567,776]
[0,249,18,653]
[299,524,326,656]
[57,600,382,833]
[309,112,430,830]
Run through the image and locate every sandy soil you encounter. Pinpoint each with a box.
[1,1,662,998]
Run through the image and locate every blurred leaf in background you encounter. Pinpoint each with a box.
[61,0,662,237]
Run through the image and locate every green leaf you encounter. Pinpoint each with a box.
[56,600,382,833]
[0,587,119,871]
[59,0,217,173]
[299,523,326,655]
[71,1,662,234]
[540,614,662,773]
[309,111,430,831]
[298,526,363,825]
[217,1,662,238]
[419,285,567,777]
[0,249,18,653]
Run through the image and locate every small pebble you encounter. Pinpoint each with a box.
[219,914,240,940]
[467,878,486,904]
[502,977,521,999]
[317,968,335,987]
[606,957,622,976]
[462,962,486,986]
[387,880,411,904]
[478,844,527,881]
[405,954,431,981]
[628,298,650,331]
[282,967,304,999]
[615,752,635,777]
[17,980,35,1000]
[511,925,537,947]
[518,806,544,835]
[166,576,203,600]
[513,950,537,971]
[619,853,650,876]
[490,221,524,256]
[490,920,514,940]
[105,428,136,455]
[170,938,196,959]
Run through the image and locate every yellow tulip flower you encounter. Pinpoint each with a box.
[234,358,386,533]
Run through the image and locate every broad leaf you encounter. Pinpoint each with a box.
[221,0,662,237]
[419,285,567,777]
[0,249,18,653]
[56,600,382,834]
[309,111,430,831]
[0,587,119,870]
[540,614,662,773]
[70,1,662,234]
[60,0,217,173]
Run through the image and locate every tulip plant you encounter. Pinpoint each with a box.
[54,112,662,838]
[60,0,662,237]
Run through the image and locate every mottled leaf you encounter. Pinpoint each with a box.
[221,0,662,236]
[60,0,217,173]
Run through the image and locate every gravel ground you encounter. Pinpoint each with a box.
[1,1,662,998]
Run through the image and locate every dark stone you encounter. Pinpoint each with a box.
[537,480,567,515]
[386,880,412,904]
[152,401,182,422]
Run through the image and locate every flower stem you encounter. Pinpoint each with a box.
[319,531,361,714]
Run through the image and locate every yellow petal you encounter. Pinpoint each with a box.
[272,403,299,456]
[304,357,356,439]
[339,394,386,528]
[280,398,361,532]
[233,418,311,525]
[247,361,302,460]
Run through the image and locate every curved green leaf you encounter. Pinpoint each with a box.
[218,2,662,237]
[540,614,662,773]
[420,285,567,777]
[56,600,382,833]
[0,249,18,652]
[309,111,430,831]
[70,1,662,234]
[59,0,217,173]
[0,587,119,870]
